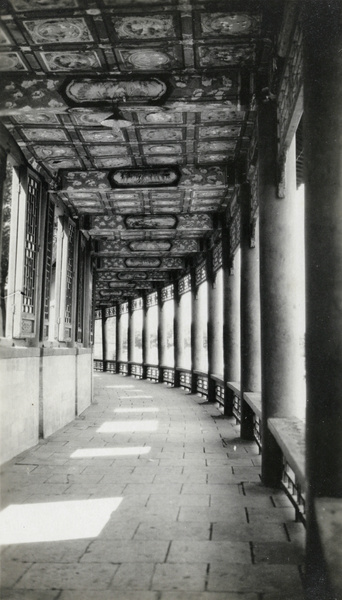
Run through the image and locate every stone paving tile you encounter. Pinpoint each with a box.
[1,540,90,563]
[134,520,211,541]
[0,590,61,600]
[147,493,210,507]
[81,540,169,563]
[211,522,289,542]
[0,561,33,587]
[159,594,258,600]
[110,563,156,590]
[15,563,119,590]
[152,563,208,591]
[0,373,305,599]
[253,541,305,565]
[60,592,158,600]
[208,563,303,593]
[178,506,248,523]
[167,541,251,564]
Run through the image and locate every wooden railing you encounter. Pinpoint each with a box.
[146,365,160,382]
[162,367,175,386]
[227,381,242,422]
[105,360,117,373]
[94,359,104,371]
[178,368,192,392]
[193,371,208,398]
[244,391,262,451]
[268,417,306,524]
[118,361,129,376]
[209,374,225,409]
[130,363,144,379]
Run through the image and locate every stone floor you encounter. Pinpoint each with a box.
[0,373,306,600]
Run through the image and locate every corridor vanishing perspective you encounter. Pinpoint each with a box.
[0,373,305,599]
[1,0,342,598]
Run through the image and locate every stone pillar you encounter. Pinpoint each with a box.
[303,2,342,598]
[190,270,200,393]
[173,282,180,387]
[207,252,223,402]
[101,307,107,372]
[258,98,303,486]
[240,183,261,438]
[222,227,241,416]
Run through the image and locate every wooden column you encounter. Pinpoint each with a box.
[127,300,133,372]
[141,296,147,378]
[258,98,303,486]
[157,288,163,382]
[101,307,107,372]
[303,2,342,598]
[222,227,241,416]
[190,270,200,393]
[173,282,180,388]
[207,252,223,402]
[240,183,261,438]
[115,303,120,371]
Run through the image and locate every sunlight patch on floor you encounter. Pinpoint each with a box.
[0,497,122,544]
[114,405,157,412]
[70,447,151,458]
[97,420,159,433]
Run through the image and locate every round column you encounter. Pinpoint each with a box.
[222,227,241,416]
[303,2,342,597]
[207,252,224,402]
[240,183,261,439]
[258,99,304,486]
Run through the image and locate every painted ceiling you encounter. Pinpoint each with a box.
[0,0,265,307]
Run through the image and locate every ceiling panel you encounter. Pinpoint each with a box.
[0,0,262,305]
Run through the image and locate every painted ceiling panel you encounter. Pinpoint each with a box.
[0,0,262,305]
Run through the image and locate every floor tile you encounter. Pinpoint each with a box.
[0,373,305,599]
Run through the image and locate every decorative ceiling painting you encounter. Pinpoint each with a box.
[0,0,263,306]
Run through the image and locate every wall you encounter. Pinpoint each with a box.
[0,347,40,465]
[0,346,93,466]
[41,348,77,439]
[76,348,93,415]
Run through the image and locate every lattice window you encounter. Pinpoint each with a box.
[178,273,191,295]
[146,291,158,307]
[22,176,39,317]
[195,262,207,286]
[229,207,241,256]
[132,297,143,311]
[42,200,55,339]
[64,222,75,338]
[76,236,85,343]
[105,305,116,318]
[161,283,174,302]
[212,243,222,272]
[120,302,129,315]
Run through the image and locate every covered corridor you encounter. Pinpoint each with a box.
[0,373,305,599]
[1,0,342,598]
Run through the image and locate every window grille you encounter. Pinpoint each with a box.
[195,262,206,286]
[76,236,86,343]
[64,222,75,341]
[178,273,191,295]
[212,242,223,272]
[42,200,55,339]
[146,291,158,307]
[161,283,174,302]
